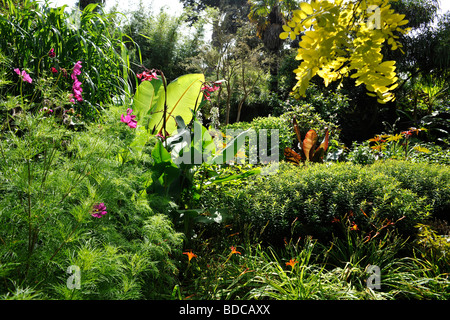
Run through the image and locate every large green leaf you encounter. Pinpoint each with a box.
[132,79,164,127]
[147,74,205,136]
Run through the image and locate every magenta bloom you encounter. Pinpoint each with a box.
[91,203,107,218]
[121,108,137,128]
[51,67,58,74]
[201,83,221,101]
[14,68,32,84]
[137,70,158,82]
[48,48,56,58]
[72,61,82,78]
[70,61,83,103]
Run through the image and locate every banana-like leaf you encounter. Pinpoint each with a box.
[132,79,164,127]
[311,128,329,163]
[302,129,318,161]
[293,116,303,150]
[317,128,329,152]
[148,74,205,136]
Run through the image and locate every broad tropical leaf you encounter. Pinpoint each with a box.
[147,73,205,136]
[302,129,318,161]
[132,79,164,127]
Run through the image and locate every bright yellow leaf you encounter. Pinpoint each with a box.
[300,2,313,15]
[280,32,290,40]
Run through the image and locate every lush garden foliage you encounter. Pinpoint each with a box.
[0,0,449,300]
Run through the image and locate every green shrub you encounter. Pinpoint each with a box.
[370,160,450,221]
[0,107,183,299]
[223,116,292,161]
[222,104,340,162]
[200,161,449,245]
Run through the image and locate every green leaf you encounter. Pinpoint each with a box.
[206,168,261,185]
[151,140,180,192]
[152,139,173,164]
[132,79,164,128]
[147,74,205,136]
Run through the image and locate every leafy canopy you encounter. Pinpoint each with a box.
[280,0,411,104]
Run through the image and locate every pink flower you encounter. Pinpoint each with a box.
[121,108,137,128]
[51,67,58,73]
[48,48,56,58]
[39,107,53,114]
[91,203,107,218]
[70,61,83,102]
[201,83,221,101]
[14,68,32,84]
[137,70,158,82]
[201,84,220,93]
[72,61,82,78]
[156,131,166,140]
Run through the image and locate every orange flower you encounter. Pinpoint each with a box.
[286,258,298,268]
[183,251,197,262]
[331,217,340,223]
[230,246,241,255]
[350,222,359,231]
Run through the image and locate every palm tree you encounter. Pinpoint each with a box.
[248,0,298,91]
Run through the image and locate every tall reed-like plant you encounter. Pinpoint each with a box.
[0,0,135,118]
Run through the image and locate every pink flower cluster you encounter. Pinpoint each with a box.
[137,70,158,82]
[91,203,107,218]
[14,68,32,84]
[70,61,83,104]
[201,84,220,101]
[121,108,137,128]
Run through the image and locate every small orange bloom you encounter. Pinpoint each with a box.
[350,222,359,231]
[183,251,197,262]
[230,246,241,255]
[331,217,340,223]
[286,258,298,268]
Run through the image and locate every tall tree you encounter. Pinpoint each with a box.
[248,0,299,92]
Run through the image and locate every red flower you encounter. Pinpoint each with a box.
[51,67,58,74]
[48,48,56,58]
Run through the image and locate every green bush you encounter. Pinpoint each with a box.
[200,161,449,245]
[370,161,450,221]
[223,116,292,162]
[0,107,183,299]
[222,104,340,162]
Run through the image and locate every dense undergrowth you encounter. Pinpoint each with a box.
[0,0,449,301]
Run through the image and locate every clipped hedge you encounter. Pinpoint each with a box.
[201,161,450,245]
